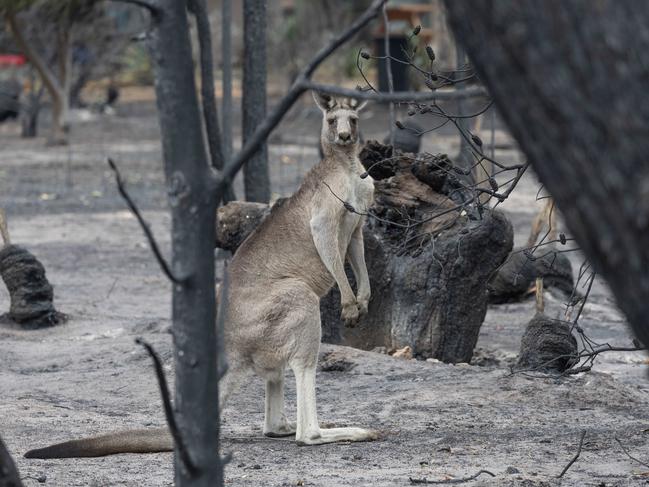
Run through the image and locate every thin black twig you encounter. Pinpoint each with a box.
[135,338,198,476]
[409,469,495,484]
[557,430,587,478]
[615,437,649,469]
[107,158,185,284]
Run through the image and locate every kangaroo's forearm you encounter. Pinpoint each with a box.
[347,236,370,298]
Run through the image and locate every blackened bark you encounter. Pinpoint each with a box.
[444,0,649,346]
[149,1,221,485]
[242,0,270,203]
[0,435,23,487]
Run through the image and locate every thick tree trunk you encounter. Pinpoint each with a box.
[444,0,649,346]
[149,1,221,485]
[0,435,23,487]
[242,0,270,203]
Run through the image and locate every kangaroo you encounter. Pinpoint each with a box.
[25,92,377,458]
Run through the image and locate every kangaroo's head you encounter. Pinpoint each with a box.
[313,92,367,153]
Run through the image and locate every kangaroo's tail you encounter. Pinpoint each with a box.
[24,428,172,458]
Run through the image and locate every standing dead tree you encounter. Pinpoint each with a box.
[444,0,649,346]
[242,0,270,203]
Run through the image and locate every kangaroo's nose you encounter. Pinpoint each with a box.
[339,132,351,141]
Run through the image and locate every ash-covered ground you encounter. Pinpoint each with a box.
[1,92,648,486]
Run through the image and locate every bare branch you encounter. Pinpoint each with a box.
[135,338,198,477]
[107,158,185,284]
[558,430,587,478]
[303,82,488,102]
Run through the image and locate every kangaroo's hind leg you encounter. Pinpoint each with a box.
[263,368,296,437]
[284,284,378,446]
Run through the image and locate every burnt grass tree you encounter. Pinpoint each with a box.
[443,0,649,348]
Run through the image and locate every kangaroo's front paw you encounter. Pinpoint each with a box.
[341,300,360,327]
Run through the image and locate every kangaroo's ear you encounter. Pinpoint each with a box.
[313,91,335,111]
[350,98,368,111]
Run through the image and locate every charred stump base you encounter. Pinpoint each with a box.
[321,212,512,363]
[515,313,578,373]
[0,245,61,328]
[321,142,513,363]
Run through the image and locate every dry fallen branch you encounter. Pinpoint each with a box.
[135,338,198,477]
[107,158,184,284]
[557,430,586,478]
[409,469,495,484]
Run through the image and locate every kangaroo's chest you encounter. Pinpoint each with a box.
[340,175,374,242]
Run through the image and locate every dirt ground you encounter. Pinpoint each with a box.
[1,92,649,486]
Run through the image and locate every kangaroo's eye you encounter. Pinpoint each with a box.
[350,118,357,125]
[327,119,335,125]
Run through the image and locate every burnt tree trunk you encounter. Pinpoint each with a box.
[242,0,270,203]
[444,0,649,346]
[0,435,23,487]
[149,1,221,485]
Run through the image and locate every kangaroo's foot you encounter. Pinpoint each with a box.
[296,426,379,446]
[264,417,297,438]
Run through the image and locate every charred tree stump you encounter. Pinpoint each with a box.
[320,142,512,363]
[515,280,578,373]
[0,245,60,328]
[516,313,578,373]
[0,211,60,328]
